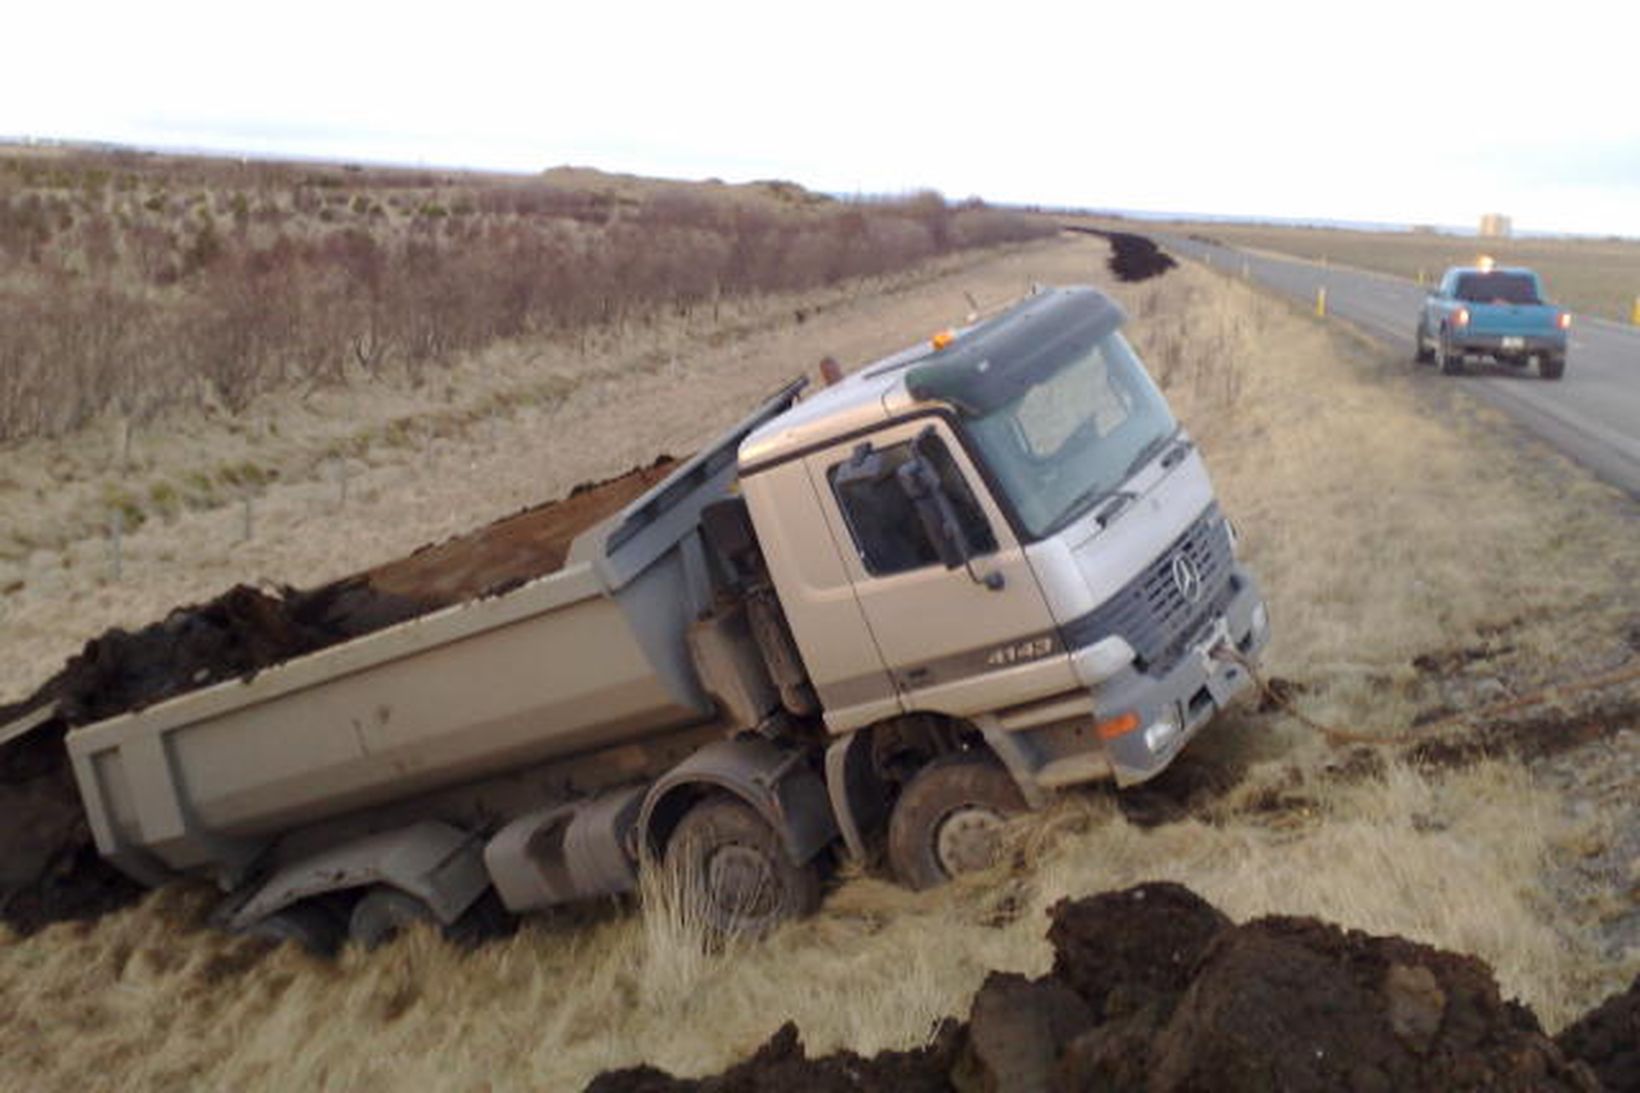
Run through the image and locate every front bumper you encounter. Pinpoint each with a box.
[1082,564,1268,786]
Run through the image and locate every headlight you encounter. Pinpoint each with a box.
[1143,712,1181,753]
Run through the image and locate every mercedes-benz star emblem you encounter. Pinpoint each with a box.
[1171,554,1203,605]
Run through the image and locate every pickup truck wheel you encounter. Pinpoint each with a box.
[888,754,1026,891]
[349,886,438,951]
[665,797,821,937]
[1436,333,1463,375]
[1540,354,1566,380]
[1413,321,1434,364]
[242,902,343,957]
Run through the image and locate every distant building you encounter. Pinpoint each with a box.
[1479,213,1512,239]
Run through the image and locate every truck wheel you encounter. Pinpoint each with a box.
[242,902,343,957]
[1413,321,1434,364]
[887,754,1026,891]
[1540,354,1566,380]
[1436,333,1463,375]
[349,886,437,950]
[665,797,821,937]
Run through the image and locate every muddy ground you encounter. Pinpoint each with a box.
[0,459,672,934]
[589,881,1629,1092]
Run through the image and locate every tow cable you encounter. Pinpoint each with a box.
[1210,644,1640,746]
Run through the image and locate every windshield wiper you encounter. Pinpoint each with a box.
[1043,429,1186,537]
[1123,428,1183,481]
[1093,490,1139,528]
[1046,482,1134,535]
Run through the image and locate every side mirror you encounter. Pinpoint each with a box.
[896,457,968,570]
[832,441,890,488]
[896,439,1005,591]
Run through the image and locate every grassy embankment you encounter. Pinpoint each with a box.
[1,226,1635,1090]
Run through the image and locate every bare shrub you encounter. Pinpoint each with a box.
[0,149,1055,442]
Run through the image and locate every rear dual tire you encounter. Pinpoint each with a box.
[665,797,821,937]
[241,902,344,957]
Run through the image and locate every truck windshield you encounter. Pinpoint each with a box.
[1455,272,1541,305]
[964,331,1176,538]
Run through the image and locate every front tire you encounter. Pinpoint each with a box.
[1436,331,1463,375]
[665,797,821,937]
[1413,320,1434,364]
[887,754,1026,891]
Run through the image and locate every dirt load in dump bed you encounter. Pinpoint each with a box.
[0,458,673,935]
[589,883,1610,1092]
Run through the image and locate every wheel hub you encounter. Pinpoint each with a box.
[934,805,1007,877]
[706,844,778,918]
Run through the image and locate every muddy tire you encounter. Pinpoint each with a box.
[665,797,821,937]
[1540,354,1566,380]
[888,753,1026,891]
[243,902,344,957]
[349,886,438,950]
[1413,320,1434,364]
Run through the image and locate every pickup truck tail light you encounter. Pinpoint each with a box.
[1557,312,1572,330]
[1452,307,1470,328]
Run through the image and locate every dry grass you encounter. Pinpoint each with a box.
[1124,267,1637,730]
[1,234,1636,1090]
[1139,219,1640,323]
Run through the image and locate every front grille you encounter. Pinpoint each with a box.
[1062,505,1235,675]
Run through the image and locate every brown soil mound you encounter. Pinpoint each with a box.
[1061,227,1178,283]
[0,459,673,935]
[584,1021,962,1093]
[1556,975,1640,1092]
[590,883,1606,1092]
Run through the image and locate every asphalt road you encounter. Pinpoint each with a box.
[1153,234,1640,498]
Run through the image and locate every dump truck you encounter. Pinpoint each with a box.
[1,285,1270,951]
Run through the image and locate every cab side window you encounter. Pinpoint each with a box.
[828,436,997,577]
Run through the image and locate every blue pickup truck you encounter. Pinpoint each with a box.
[1414,263,1570,380]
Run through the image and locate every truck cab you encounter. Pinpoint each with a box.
[738,286,1269,884]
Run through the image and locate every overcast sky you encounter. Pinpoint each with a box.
[7,0,1637,236]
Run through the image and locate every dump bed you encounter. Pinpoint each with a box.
[59,381,805,884]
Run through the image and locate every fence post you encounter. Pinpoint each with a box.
[242,495,254,542]
[110,509,123,581]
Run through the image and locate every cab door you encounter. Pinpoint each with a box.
[805,418,1078,719]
